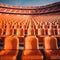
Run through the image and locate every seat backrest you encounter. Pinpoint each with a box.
[24,36,39,50]
[16,28,24,36]
[38,28,44,35]
[27,28,35,36]
[5,28,12,36]
[44,36,58,50]
[0,36,19,60]
[48,24,55,35]
[0,29,2,36]
[27,25,35,36]
[4,36,19,50]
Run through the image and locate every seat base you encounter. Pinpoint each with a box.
[50,55,60,60]
[22,55,43,60]
[0,55,16,60]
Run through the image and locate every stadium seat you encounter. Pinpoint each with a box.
[35,24,40,35]
[21,36,43,60]
[57,27,60,40]
[38,28,44,42]
[48,23,55,35]
[43,24,48,35]
[27,25,35,36]
[12,29,17,36]
[0,23,3,29]
[38,28,44,36]
[0,36,19,60]
[16,28,23,36]
[14,23,18,29]
[22,25,27,36]
[0,28,2,36]
[57,27,60,36]
[44,36,60,60]
[16,27,24,42]
[5,27,12,36]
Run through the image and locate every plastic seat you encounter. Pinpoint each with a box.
[12,24,16,34]
[0,23,3,29]
[21,36,43,60]
[14,23,18,29]
[0,28,2,36]
[0,23,3,36]
[22,25,27,36]
[57,25,60,35]
[38,28,44,36]
[48,28,54,35]
[38,28,45,42]
[12,23,18,36]
[12,28,17,36]
[35,24,40,35]
[0,36,19,60]
[16,28,24,36]
[43,24,48,35]
[27,25,35,36]
[48,24,55,35]
[16,27,24,42]
[58,29,60,36]
[5,28,12,36]
[44,36,60,60]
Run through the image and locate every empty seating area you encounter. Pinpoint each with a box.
[0,2,60,60]
[0,14,60,37]
[0,14,60,60]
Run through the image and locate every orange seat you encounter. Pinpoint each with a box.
[22,25,27,35]
[38,28,44,36]
[12,29,17,36]
[35,24,40,35]
[48,24,55,35]
[38,28,44,42]
[0,29,2,36]
[21,36,43,60]
[27,28,35,36]
[27,25,35,36]
[57,28,60,35]
[14,23,18,29]
[48,28,54,35]
[0,36,19,60]
[0,23,3,29]
[43,24,48,35]
[16,28,24,36]
[44,36,60,60]
[5,24,12,36]
[11,23,18,35]
[16,27,24,42]
[5,28,12,36]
